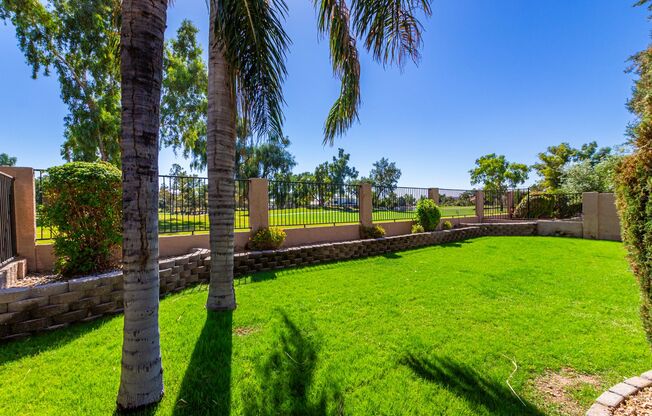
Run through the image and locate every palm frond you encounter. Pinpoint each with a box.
[213,0,290,138]
[315,0,361,145]
[351,0,432,67]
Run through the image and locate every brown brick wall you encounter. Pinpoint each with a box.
[0,223,536,341]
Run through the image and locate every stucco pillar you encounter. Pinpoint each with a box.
[428,188,440,205]
[248,178,269,231]
[582,192,599,239]
[359,182,373,227]
[506,191,514,219]
[475,190,484,222]
[0,167,36,269]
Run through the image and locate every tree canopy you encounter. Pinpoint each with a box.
[0,153,17,166]
[469,154,529,193]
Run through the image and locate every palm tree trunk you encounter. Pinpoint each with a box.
[206,0,237,311]
[117,0,167,410]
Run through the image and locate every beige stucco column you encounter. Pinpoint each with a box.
[506,191,514,219]
[359,182,373,227]
[428,188,440,205]
[248,178,269,231]
[0,167,36,269]
[475,190,484,222]
[582,192,599,239]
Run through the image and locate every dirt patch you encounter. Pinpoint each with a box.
[233,326,259,336]
[12,273,61,287]
[613,386,652,415]
[533,368,602,416]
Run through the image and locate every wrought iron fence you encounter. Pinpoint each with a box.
[511,190,582,219]
[34,169,52,241]
[438,188,476,218]
[268,180,359,227]
[0,173,15,265]
[372,186,429,222]
[35,170,249,240]
[159,176,249,233]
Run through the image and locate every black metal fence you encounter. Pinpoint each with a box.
[372,186,429,222]
[438,189,476,218]
[0,173,15,265]
[34,169,52,241]
[268,180,359,227]
[511,190,582,220]
[35,170,249,240]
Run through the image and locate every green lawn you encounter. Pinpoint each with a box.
[1,236,648,415]
[36,206,477,243]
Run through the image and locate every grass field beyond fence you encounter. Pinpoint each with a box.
[0,237,648,415]
[36,205,477,242]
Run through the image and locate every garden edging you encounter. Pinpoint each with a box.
[0,222,536,341]
[586,371,652,415]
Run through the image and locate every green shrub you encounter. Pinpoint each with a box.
[248,227,286,250]
[360,224,386,239]
[442,220,453,230]
[415,199,441,231]
[411,224,425,234]
[512,193,581,219]
[616,146,652,344]
[42,162,122,276]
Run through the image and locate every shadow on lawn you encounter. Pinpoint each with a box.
[172,311,233,416]
[400,353,545,416]
[0,316,114,366]
[242,311,343,415]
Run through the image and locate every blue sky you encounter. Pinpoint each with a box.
[0,0,649,188]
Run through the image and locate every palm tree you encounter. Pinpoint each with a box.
[116,0,167,409]
[205,0,432,310]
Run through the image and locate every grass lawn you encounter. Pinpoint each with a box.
[3,236,646,415]
[36,206,478,243]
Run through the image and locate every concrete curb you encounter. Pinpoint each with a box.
[586,371,652,415]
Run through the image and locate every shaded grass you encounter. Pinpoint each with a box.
[0,237,649,415]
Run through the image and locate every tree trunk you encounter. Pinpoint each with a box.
[206,0,237,311]
[117,0,167,410]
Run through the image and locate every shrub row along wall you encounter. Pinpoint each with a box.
[0,223,536,341]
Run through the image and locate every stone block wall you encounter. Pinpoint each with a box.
[0,223,536,341]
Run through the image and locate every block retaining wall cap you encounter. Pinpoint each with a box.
[586,370,652,415]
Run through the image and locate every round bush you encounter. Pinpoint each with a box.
[248,227,287,250]
[360,224,386,239]
[415,199,441,231]
[411,224,425,234]
[512,193,581,219]
[442,220,453,230]
[42,162,122,276]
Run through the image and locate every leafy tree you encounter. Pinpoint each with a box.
[236,134,296,179]
[0,0,122,165]
[532,141,612,191]
[560,155,623,193]
[469,154,529,193]
[615,0,652,349]
[314,148,359,184]
[0,153,17,166]
[368,157,402,189]
[160,19,208,171]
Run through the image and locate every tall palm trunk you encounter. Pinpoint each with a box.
[117,0,167,409]
[206,0,237,311]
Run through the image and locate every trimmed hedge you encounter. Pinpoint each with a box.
[415,199,441,231]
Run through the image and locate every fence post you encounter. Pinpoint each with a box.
[359,182,373,227]
[475,190,484,222]
[582,192,599,239]
[428,188,439,205]
[0,167,36,270]
[248,178,269,231]
[506,190,514,219]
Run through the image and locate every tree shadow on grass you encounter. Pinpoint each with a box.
[172,311,232,416]
[0,315,115,366]
[242,311,343,415]
[400,353,545,416]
